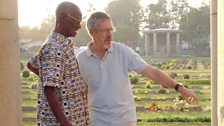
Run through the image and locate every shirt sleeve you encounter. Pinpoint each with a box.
[77,52,87,84]
[126,46,148,74]
[40,46,64,88]
[29,54,39,69]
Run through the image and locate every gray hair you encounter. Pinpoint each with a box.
[86,12,111,32]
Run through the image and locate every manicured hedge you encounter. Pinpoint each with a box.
[137,117,211,122]
[176,79,210,85]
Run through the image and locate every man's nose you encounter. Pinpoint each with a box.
[107,30,113,35]
[77,23,81,29]
[106,34,112,39]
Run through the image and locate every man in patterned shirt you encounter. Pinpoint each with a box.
[27,2,90,126]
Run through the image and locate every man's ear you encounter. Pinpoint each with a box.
[89,30,94,36]
[60,13,67,23]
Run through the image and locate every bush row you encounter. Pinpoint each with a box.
[176,79,210,85]
[137,117,211,122]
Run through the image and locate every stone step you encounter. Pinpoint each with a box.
[22,106,36,112]
[23,117,36,122]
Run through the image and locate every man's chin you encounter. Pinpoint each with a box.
[104,42,111,49]
[72,31,77,37]
[105,40,112,44]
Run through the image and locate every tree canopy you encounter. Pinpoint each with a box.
[105,0,143,47]
[19,0,210,56]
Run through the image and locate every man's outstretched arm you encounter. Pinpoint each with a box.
[142,65,200,104]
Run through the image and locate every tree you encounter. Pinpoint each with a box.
[144,0,170,29]
[72,21,91,47]
[179,5,210,56]
[39,14,55,40]
[19,26,44,41]
[19,26,33,39]
[169,0,189,28]
[105,0,143,47]
[113,25,139,46]
[72,2,95,47]
[144,0,189,29]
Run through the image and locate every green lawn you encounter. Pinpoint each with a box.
[137,122,210,126]
[21,57,211,125]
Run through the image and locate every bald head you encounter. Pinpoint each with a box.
[54,1,82,37]
[55,1,81,22]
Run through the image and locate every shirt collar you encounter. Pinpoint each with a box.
[86,41,114,57]
[86,42,93,57]
[51,32,73,47]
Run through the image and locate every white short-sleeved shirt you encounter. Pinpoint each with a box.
[77,41,148,126]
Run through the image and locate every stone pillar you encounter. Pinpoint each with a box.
[217,0,224,125]
[166,32,170,56]
[0,0,22,126]
[145,33,150,56]
[210,0,218,125]
[176,32,180,55]
[153,32,157,56]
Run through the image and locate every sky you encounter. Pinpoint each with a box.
[18,0,209,28]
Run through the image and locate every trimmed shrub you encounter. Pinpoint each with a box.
[183,74,190,79]
[169,72,178,79]
[22,70,30,78]
[28,76,35,82]
[134,96,141,101]
[135,89,146,94]
[158,88,167,94]
[155,62,162,68]
[186,64,193,70]
[31,83,38,89]
[145,81,152,89]
[130,76,139,84]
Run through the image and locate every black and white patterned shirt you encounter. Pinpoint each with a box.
[29,32,90,126]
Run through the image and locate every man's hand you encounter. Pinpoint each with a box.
[178,87,200,104]
[27,62,39,76]
[60,122,73,126]
[142,65,200,104]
